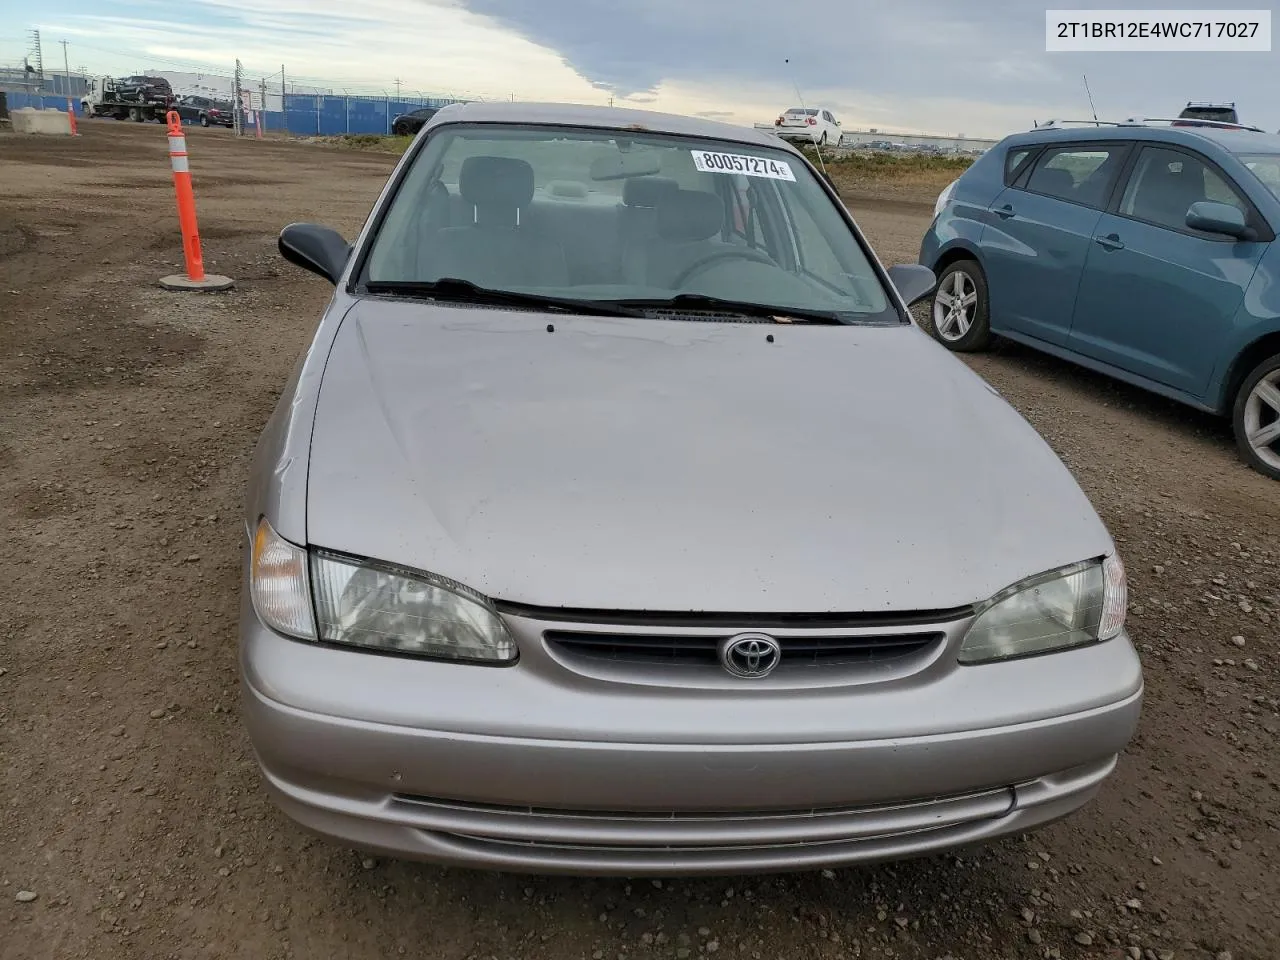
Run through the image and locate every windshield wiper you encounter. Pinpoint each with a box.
[613,293,847,324]
[363,278,646,318]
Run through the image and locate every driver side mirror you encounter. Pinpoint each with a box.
[887,263,937,307]
[279,223,351,284]
[1185,201,1251,240]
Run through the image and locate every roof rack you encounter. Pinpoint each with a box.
[1032,119,1123,129]
[1185,100,1235,108]
[1129,116,1266,132]
[1030,117,1265,133]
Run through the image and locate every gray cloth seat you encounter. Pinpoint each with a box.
[643,188,726,288]
[618,176,678,284]
[1033,167,1077,200]
[1132,161,1205,227]
[430,156,570,288]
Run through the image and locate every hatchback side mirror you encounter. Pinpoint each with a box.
[1185,201,1250,239]
[279,223,351,284]
[887,263,937,307]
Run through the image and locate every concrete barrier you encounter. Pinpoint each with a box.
[11,107,74,136]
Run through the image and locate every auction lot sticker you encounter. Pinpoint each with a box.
[691,150,796,181]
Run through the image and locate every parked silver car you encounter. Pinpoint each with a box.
[242,101,1142,876]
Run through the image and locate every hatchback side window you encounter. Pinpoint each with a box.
[1119,146,1249,233]
[1024,146,1125,208]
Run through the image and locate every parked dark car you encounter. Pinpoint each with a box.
[920,122,1280,480]
[116,75,172,104]
[391,106,438,137]
[175,95,234,128]
[1174,101,1241,128]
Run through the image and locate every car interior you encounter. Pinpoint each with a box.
[360,139,888,318]
[406,154,767,290]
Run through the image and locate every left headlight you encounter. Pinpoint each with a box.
[310,551,517,663]
[933,178,958,218]
[250,517,316,640]
[958,554,1126,665]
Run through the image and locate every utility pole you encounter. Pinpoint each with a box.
[260,78,268,135]
[233,59,243,136]
[394,77,403,99]
[59,40,71,98]
[28,29,44,93]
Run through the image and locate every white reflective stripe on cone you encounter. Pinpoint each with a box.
[168,136,187,153]
[170,155,190,173]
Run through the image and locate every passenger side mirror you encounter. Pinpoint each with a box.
[1185,201,1249,239]
[278,223,351,284]
[887,263,937,307]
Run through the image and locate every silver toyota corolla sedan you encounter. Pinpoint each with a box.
[241,101,1143,876]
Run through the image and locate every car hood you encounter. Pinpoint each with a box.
[305,300,1112,613]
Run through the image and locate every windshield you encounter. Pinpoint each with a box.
[1239,154,1280,200]
[363,123,893,322]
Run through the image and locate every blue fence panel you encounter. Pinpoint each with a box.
[3,92,81,113]
[265,94,461,136]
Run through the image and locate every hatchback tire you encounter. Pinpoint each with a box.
[1232,353,1280,481]
[930,260,992,352]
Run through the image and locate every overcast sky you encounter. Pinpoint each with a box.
[9,0,1278,137]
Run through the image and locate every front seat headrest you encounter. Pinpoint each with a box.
[624,175,679,209]
[656,189,725,241]
[459,156,536,216]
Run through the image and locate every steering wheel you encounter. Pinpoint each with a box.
[670,248,777,288]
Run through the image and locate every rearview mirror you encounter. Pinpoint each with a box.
[1185,201,1249,239]
[886,263,937,307]
[589,151,663,181]
[278,223,351,284]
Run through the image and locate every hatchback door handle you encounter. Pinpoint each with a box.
[994,204,1016,219]
[1095,233,1125,250]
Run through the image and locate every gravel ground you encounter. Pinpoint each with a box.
[1,121,1278,960]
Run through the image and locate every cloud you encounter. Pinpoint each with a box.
[457,0,1280,132]
[33,0,1280,137]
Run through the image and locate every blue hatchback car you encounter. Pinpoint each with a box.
[919,122,1280,480]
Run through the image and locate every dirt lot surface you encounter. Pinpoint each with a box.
[3,122,1279,960]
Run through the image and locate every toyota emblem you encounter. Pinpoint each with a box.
[718,633,782,679]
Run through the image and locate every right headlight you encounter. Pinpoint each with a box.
[958,554,1126,665]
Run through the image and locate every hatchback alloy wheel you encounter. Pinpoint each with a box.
[933,270,977,342]
[930,261,991,352]
[1242,366,1280,474]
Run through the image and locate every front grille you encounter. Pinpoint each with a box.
[544,629,942,668]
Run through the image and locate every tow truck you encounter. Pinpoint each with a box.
[80,75,176,123]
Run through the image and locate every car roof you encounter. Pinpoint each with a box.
[999,124,1280,157]
[427,100,787,148]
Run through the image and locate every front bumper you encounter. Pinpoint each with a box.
[240,594,1143,875]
